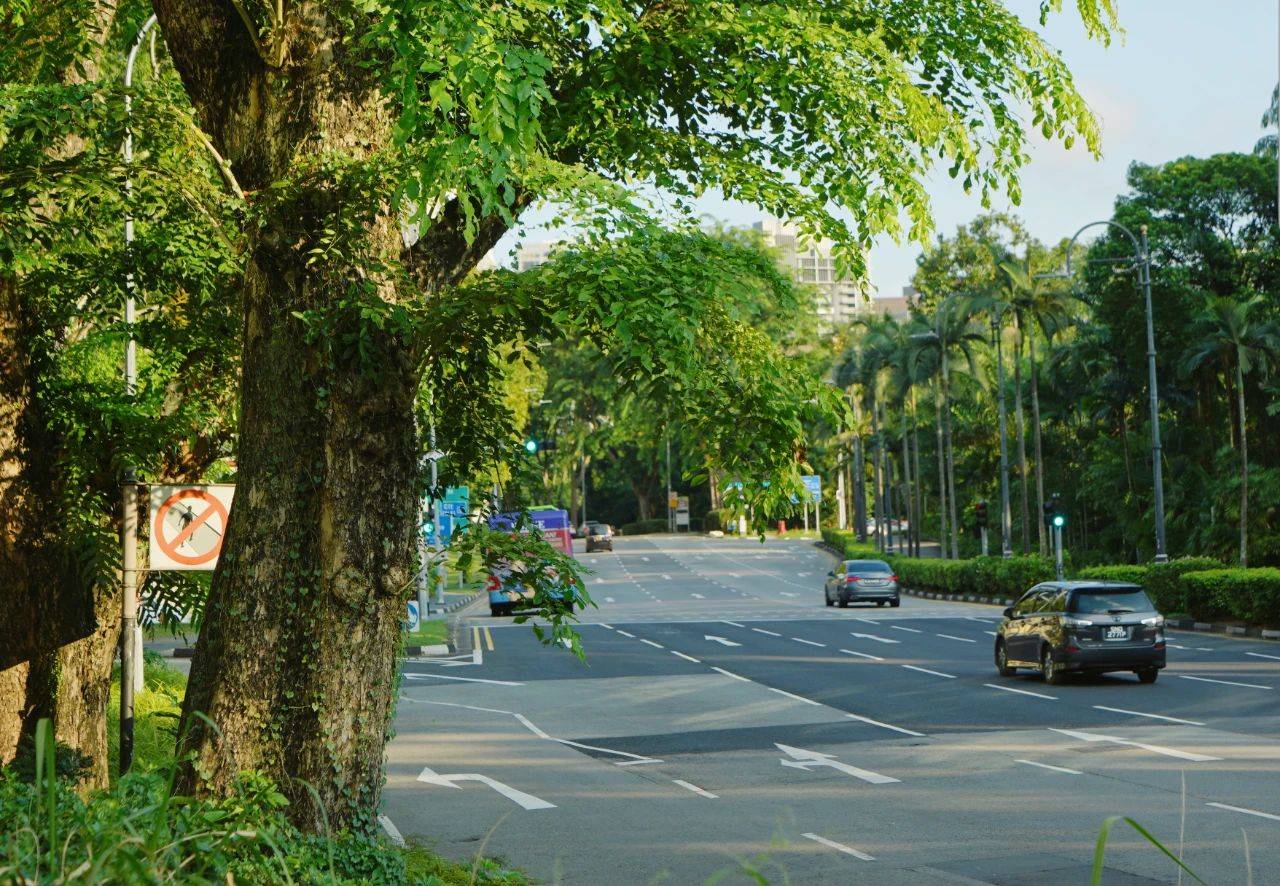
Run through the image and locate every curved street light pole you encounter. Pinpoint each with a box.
[1054,220,1168,563]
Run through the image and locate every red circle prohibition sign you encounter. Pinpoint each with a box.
[153,489,229,566]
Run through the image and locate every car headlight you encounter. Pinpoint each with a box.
[1062,616,1094,627]
[1141,615,1164,627]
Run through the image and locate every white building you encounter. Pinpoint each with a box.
[751,218,870,327]
[515,240,561,271]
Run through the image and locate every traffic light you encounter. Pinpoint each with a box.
[975,500,989,528]
[523,438,539,454]
[423,504,437,539]
[1046,493,1066,528]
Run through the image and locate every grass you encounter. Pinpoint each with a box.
[406,619,450,647]
[402,845,529,884]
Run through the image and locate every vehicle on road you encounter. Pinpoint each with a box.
[584,522,613,552]
[487,506,577,617]
[994,581,1166,684]
[824,559,900,608]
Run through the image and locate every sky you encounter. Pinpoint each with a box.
[494,2,1277,301]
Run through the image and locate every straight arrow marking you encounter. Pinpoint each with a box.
[704,634,742,647]
[776,743,899,784]
[417,766,556,810]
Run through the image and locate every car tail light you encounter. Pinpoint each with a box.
[846,575,859,583]
[1066,642,1080,653]
[890,575,898,582]
[486,575,501,592]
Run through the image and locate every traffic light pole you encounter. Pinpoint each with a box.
[980,526,989,557]
[1054,523,1064,581]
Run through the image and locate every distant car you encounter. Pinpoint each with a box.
[824,559,900,608]
[994,581,1166,684]
[585,522,613,552]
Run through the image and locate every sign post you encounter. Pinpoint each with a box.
[801,475,822,534]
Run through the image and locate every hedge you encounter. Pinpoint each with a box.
[1077,557,1223,615]
[1179,568,1280,626]
[821,528,878,560]
[618,518,668,536]
[887,554,1060,602]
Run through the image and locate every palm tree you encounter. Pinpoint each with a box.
[997,253,1078,555]
[1182,294,1280,566]
[866,317,926,557]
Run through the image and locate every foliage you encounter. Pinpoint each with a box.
[618,518,669,536]
[888,554,1060,601]
[106,651,188,780]
[1077,557,1224,615]
[821,528,879,561]
[1180,568,1280,626]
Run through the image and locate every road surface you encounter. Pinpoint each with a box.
[382,534,1280,884]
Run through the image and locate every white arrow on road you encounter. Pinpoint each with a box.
[690,593,705,599]
[417,765,556,810]
[775,744,899,784]
[704,634,742,647]
[849,632,899,645]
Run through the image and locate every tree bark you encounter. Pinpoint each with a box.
[1013,313,1030,553]
[933,381,948,559]
[1029,330,1047,556]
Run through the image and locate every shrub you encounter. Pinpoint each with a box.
[1076,557,1225,615]
[820,528,878,560]
[887,554,1058,601]
[1180,568,1280,626]
[703,509,725,532]
[618,518,668,535]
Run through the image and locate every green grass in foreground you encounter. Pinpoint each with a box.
[406,619,450,647]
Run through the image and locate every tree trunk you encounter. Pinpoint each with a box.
[853,393,866,543]
[942,363,960,559]
[934,381,948,559]
[911,392,923,559]
[1013,314,1030,553]
[1029,330,1047,556]
[899,411,912,557]
[1237,358,1249,567]
[870,384,883,552]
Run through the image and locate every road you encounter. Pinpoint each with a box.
[382,534,1280,884]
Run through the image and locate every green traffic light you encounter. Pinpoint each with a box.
[523,438,538,454]
[1052,515,1065,528]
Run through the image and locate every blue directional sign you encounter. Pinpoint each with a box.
[436,486,470,544]
[801,474,821,503]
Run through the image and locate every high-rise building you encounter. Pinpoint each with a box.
[751,218,869,326]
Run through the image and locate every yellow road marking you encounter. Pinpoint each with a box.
[472,626,480,651]
[483,627,495,651]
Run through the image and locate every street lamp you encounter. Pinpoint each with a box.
[987,307,1014,560]
[1040,221,1168,563]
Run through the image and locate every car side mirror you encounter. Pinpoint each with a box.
[1002,607,1014,619]
[827,570,835,578]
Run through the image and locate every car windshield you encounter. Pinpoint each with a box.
[845,560,892,574]
[1070,588,1154,614]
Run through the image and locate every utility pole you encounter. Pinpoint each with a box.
[852,391,866,542]
[665,432,672,532]
[119,13,159,776]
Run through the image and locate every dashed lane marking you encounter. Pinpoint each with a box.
[1015,759,1082,775]
[616,630,635,638]
[672,779,718,799]
[722,620,745,627]
[845,713,924,736]
[801,833,874,862]
[902,665,956,679]
[1206,802,1280,822]
[936,633,977,643]
[1246,651,1280,662]
[1092,705,1205,726]
[711,666,750,682]
[753,628,782,637]
[1179,675,1272,690]
[889,625,922,634]
[378,815,406,846]
[793,637,826,647]
[1050,728,1221,762]
[984,683,1056,700]
[640,639,665,649]
[671,651,701,663]
[839,649,885,662]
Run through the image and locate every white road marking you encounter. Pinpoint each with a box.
[1206,802,1280,822]
[672,779,719,799]
[662,574,671,580]
[722,620,745,627]
[765,686,821,706]
[752,628,782,637]
[853,618,878,624]
[849,632,899,645]
[839,648,885,662]
[1049,728,1222,762]
[690,593,705,599]
[640,639,665,649]
[711,666,750,682]
[1167,643,1188,649]
[984,683,1057,700]
[1093,705,1205,726]
[793,637,826,647]
[845,713,925,736]
[936,633,977,643]
[616,630,635,638]
[671,651,701,663]
[403,673,524,686]
[597,623,613,630]
[777,743,898,783]
[1015,759,1082,775]
[604,597,615,603]
[1246,651,1280,661]
[642,556,650,561]
[984,631,998,637]
[965,617,992,623]
[704,634,742,647]
[890,625,922,634]
[797,572,811,577]
[801,833,874,861]
[780,592,798,598]
[418,765,556,810]
[1179,675,1272,690]
[902,665,956,679]
[378,814,406,846]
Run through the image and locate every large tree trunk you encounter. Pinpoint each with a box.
[1029,331,1047,556]
[1013,314,1030,553]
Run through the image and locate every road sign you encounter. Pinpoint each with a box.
[676,495,690,528]
[436,486,470,544]
[405,601,421,631]
[149,485,234,571]
[668,491,679,509]
[801,475,821,503]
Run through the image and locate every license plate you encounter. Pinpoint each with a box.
[1104,626,1129,641]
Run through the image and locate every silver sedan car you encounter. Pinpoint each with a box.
[824,559,900,608]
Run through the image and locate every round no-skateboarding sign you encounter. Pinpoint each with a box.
[149,485,235,571]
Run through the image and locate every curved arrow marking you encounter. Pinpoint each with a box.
[775,743,899,784]
[417,765,555,810]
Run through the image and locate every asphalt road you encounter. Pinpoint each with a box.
[382,534,1280,885]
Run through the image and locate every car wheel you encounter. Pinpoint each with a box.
[994,640,1016,677]
[1137,668,1158,684]
[876,601,885,607]
[825,594,834,607]
[838,599,849,608]
[890,598,900,608]
[1042,646,1065,685]
[490,605,502,617]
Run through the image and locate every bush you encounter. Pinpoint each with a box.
[1076,557,1225,616]
[887,554,1058,601]
[703,509,725,533]
[820,528,877,560]
[1180,568,1280,626]
[618,518,668,536]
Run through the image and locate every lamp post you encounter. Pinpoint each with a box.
[1042,221,1168,562]
[989,311,1014,559]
